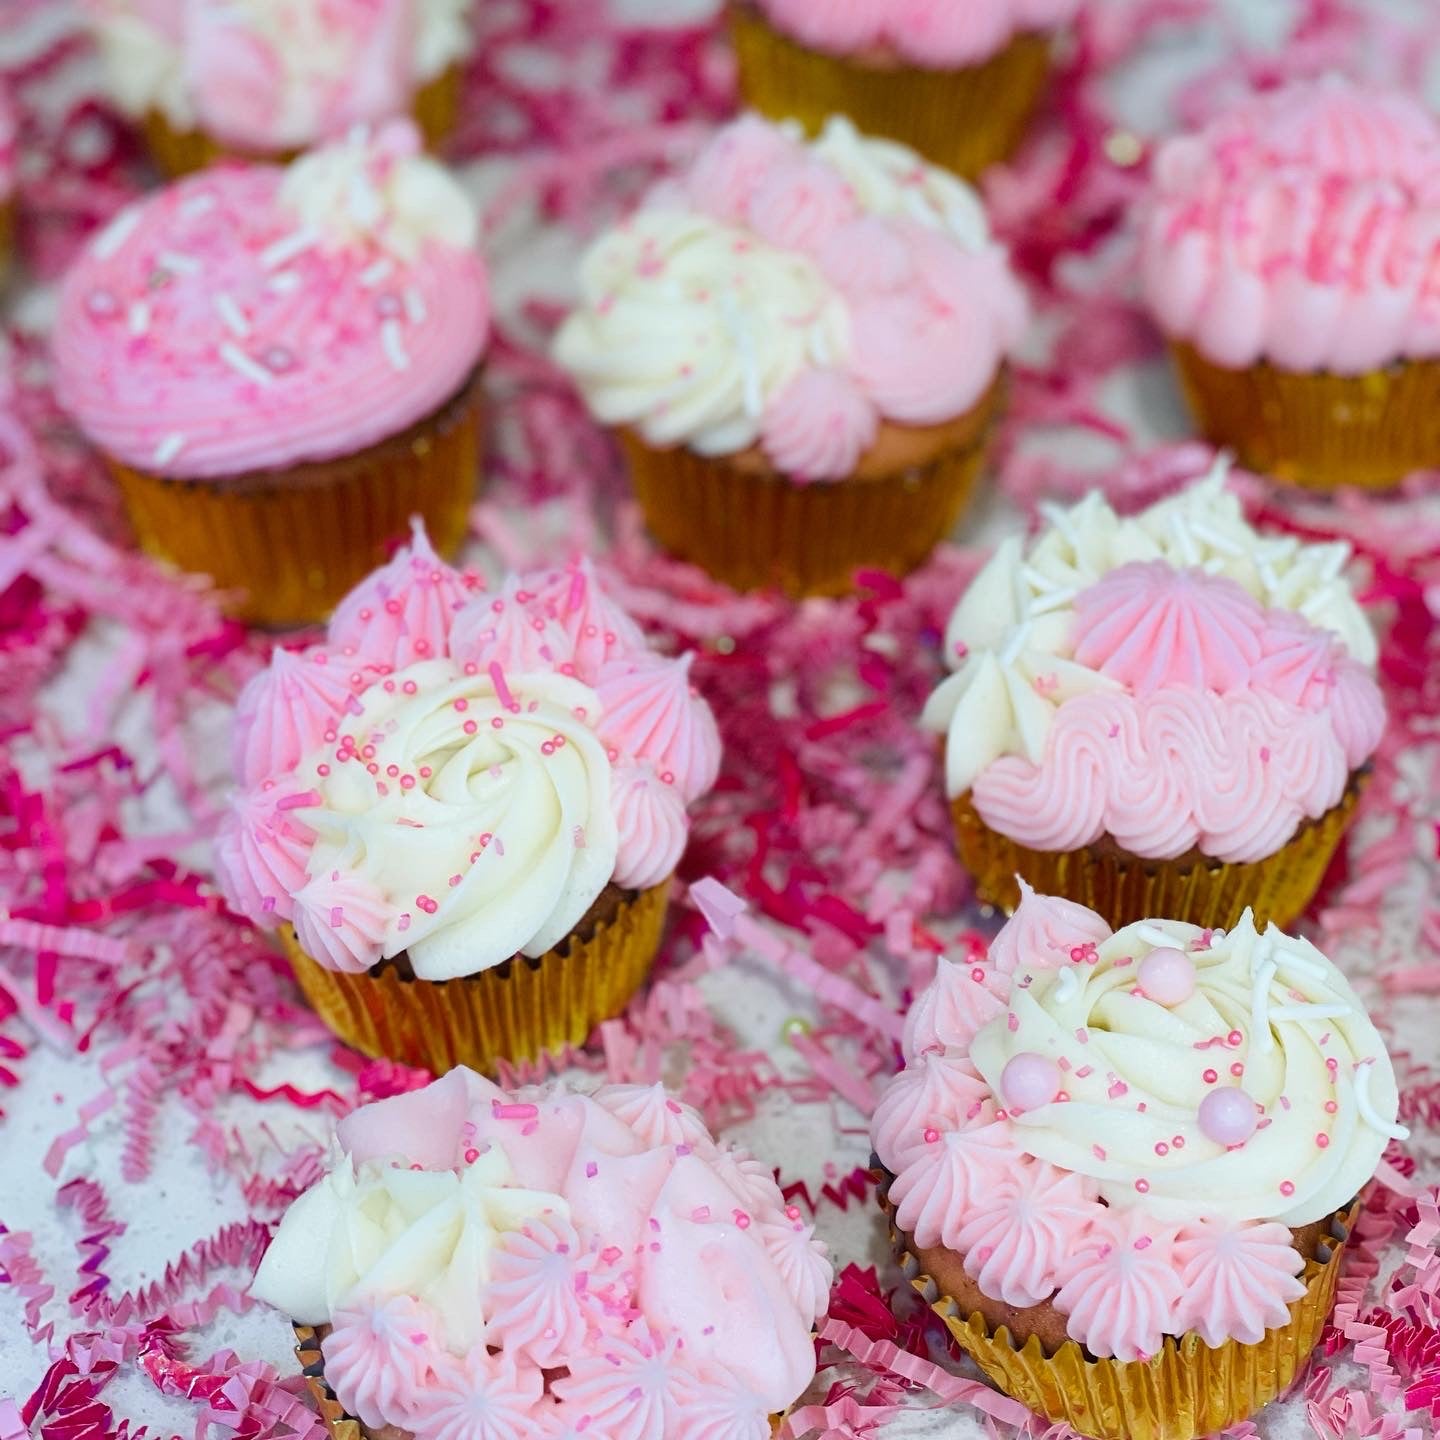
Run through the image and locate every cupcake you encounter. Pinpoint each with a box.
[251,1068,831,1439]
[1140,77,1440,491]
[922,464,1384,930]
[52,122,488,627]
[85,0,474,175]
[555,114,1026,597]
[215,529,722,1073]
[873,892,1407,1440]
[729,0,1080,180]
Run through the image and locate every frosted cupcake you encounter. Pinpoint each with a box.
[85,0,474,175]
[216,528,721,1072]
[555,114,1027,596]
[923,464,1384,930]
[53,122,488,627]
[874,891,1406,1440]
[1141,78,1440,490]
[730,0,1079,180]
[253,1069,831,1438]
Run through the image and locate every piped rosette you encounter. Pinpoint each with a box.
[255,1069,830,1440]
[873,887,1406,1440]
[922,462,1384,929]
[215,524,721,1070]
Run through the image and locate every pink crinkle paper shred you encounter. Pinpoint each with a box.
[1,0,1439,1437]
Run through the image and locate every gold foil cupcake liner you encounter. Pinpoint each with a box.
[279,881,670,1075]
[621,381,1003,597]
[1171,342,1440,492]
[951,780,1363,933]
[729,4,1052,179]
[878,1184,1357,1440]
[141,64,463,177]
[109,372,482,628]
[294,1324,791,1438]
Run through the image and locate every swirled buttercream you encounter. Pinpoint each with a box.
[251,1070,829,1434]
[874,896,1405,1359]
[554,114,1025,480]
[53,123,488,479]
[754,0,1079,67]
[922,460,1383,860]
[1140,77,1440,373]
[85,0,474,151]
[218,529,721,975]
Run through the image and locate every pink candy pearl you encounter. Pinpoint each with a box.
[1002,1052,1061,1112]
[1139,947,1196,1006]
[1198,1086,1258,1146]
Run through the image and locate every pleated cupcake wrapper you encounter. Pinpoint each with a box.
[876,1180,1357,1440]
[951,779,1363,934]
[622,386,1002,598]
[109,375,482,628]
[1171,342,1440,492]
[279,881,669,1076]
[729,4,1052,180]
[141,65,463,177]
[294,1324,791,1438]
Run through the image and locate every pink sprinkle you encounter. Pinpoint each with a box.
[489,661,519,712]
[277,789,321,811]
[600,1247,622,1265]
[416,895,438,914]
[692,1206,711,1222]
[1316,1133,1330,1148]
[585,1162,598,1178]
[1075,1065,1093,1079]
[463,1147,479,1164]
[1075,1027,1090,1044]
[1134,1235,1152,1251]
[970,966,985,982]
[734,1210,751,1229]
[1227,1029,1244,1047]
[1092,1144,1107,1161]
[1172,1135,1185,1149]
[492,1102,540,1121]
[1107,1080,1128,1099]
[1280,1180,1295,1196]
[1324,1100,1338,1114]
[328,906,343,929]
[666,1099,682,1113]
[923,1127,939,1144]
[1057,1056,1072,1071]
[1154,1142,1169,1156]
[1230,1062,1244,1077]
[397,913,411,931]
[1135,1178,1150,1193]
[1203,1068,1219,1084]
[1007,1012,1019,1032]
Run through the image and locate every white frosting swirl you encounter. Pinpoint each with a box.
[968,910,1405,1226]
[294,661,618,981]
[250,1144,569,1355]
[922,459,1379,797]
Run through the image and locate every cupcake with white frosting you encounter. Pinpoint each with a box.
[922,462,1384,930]
[85,0,474,175]
[555,113,1027,597]
[215,527,721,1072]
[253,1069,830,1439]
[874,888,1405,1440]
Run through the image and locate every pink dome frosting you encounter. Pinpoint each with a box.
[1140,77,1440,373]
[250,1073,827,1432]
[1071,564,1265,697]
[217,533,721,972]
[54,122,489,478]
[754,0,1080,67]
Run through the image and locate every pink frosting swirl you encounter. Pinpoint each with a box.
[870,1053,991,1171]
[759,369,879,484]
[609,761,690,891]
[972,684,1368,863]
[485,1216,593,1368]
[954,1160,1098,1308]
[213,777,314,925]
[410,1348,546,1440]
[1140,77,1440,373]
[321,1295,440,1430]
[596,654,722,803]
[1054,1210,1184,1363]
[291,866,390,974]
[985,879,1113,976]
[1172,1218,1307,1347]
[889,1119,1015,1250]
[755,0,1080,67]
[328,520,482,670]
[54,124,488,477]
[900,955,1007,1058]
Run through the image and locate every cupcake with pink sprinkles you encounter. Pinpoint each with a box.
[215,523,721,1073]
[52,120,489,626]
[252,1069,830,1438]
[874,887,1405,1440]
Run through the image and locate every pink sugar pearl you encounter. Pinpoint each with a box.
[1002,1052,1061,1112]
[1198,1086,1258,1146]
[1139,947,1196,1006]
